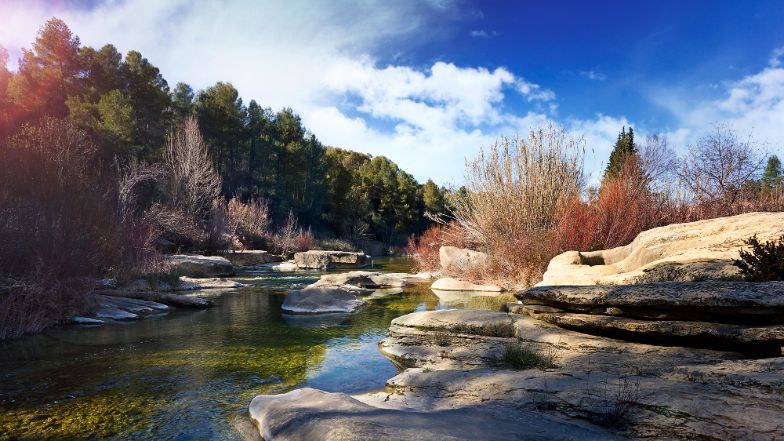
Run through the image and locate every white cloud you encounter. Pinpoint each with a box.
[580,70,607,81]
[654,49,784,159]
[768,46,784,67]
[469,29,498,38]
[309,59,564,184]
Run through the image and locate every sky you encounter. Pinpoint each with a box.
[1,0,784,185]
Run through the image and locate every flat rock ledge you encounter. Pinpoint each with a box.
[516,281,784,352]
[281,287,365,314]
[220,250,284,266]
[310,271,436,290]
[249,387,616,441]
[165,254,235,277]
[431,277,502,292]
[293,250,371,270]
[371,309,784,440]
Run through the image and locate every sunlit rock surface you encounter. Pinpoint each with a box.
[165,254,235,277]
[293,250,371,270]
[538,212,784,285]
[371,309,784,440]
[281,287,366,314]
[431,277,502,292]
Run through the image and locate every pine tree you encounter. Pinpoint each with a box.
[604,126,636,179]
[762,155,782,188]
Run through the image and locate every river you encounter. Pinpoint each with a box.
[0,257,507,440]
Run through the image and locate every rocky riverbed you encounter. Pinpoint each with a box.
[248,213,784,440]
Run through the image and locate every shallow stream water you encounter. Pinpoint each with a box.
[0,258,506,440]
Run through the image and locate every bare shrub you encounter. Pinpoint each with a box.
[116,159,164,223]
[296,228,315,252]
[203,199,231,254]
[639,134,678,190]
[678,124,763,209]
[143,203,206,248]
[0,272,92,340]
[557,157,659,252]
[163,116,222,221]
[0,117,119,278]
[406,224,445,271]
[270,211,312,257]
[227,197,271,249]
[407,222,470,273]
[114,159,165,276]
[451,125,585,285]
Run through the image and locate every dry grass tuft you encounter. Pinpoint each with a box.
[502,342,558,370]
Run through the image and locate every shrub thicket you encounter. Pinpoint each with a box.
[733,235,784,281]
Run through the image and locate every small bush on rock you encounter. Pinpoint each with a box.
[733,234,784,281]
[502,343,557,370]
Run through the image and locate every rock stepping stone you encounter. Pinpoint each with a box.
[293,250,371,270]
[282,287,366,314]
[165,254,235,277]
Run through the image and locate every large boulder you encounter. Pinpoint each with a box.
[165,254,234,277]
[431,277,502,292]
[538,212,784,286]
[439,246,488,273]
[294,250,371,270]
[281,287,365,314]
[249,387,615,441]
[221,250,283,266]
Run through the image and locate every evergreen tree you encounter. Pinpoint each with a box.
[7,18,83,119]
[171,82,195,125]
[195,82,246,194]
[762,155,782,188]
[604,126,636,179]
[121,50,171,158]
[422,179,445,215]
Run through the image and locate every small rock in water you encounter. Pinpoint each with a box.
[282,287,365,314]
[71,316,104,325]
[95,308,138,320]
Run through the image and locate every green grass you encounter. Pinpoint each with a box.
[451,321,515,338]
[502,343,558,370]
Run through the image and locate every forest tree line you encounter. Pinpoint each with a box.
[0,18,448,248]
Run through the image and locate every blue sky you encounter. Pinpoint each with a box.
[2,0,783,185]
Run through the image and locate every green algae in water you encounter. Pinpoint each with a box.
[0,384,172,440]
